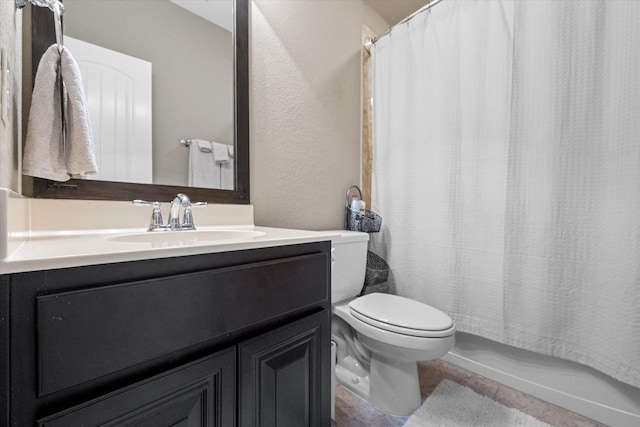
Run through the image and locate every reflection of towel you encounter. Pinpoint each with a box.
[212,141,229,164]
[23,44,97,181]
[188,139,216,188]
[220,147,234,190]
[196,139,212,153]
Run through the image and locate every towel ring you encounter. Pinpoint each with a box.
[15,0,65,14]
[16,0,65,53]
[52,1,64,53]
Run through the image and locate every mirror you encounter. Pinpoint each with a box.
[23,0,249,203]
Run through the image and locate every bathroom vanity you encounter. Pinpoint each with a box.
[0,195,334,426]
[1,242,331,426]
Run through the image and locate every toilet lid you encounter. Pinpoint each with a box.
[349,293,455,338]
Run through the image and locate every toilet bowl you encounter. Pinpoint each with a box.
[328,230,456,417]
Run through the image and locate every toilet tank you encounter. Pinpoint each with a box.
[329,230,369,303]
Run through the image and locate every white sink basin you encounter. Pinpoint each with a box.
[106,229,266,244]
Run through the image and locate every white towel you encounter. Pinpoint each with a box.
[220,155,234,190]
[23,44,98,181]
[188,139,216,188]
[196,139,212,153]
[220,144,234,189]
[212,141,230,164]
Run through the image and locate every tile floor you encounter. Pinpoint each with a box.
[333,359,607,427]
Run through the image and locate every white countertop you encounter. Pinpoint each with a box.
[0,189,339,274]
[1,225,337,274]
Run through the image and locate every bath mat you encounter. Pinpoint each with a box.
[403,380,553,427]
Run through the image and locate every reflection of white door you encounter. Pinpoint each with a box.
[65,36,153,184]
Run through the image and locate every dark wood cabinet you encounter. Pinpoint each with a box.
[239,310,330,427]
[38,349,236,427]
[0,241,331,427]
[0,275,9,427]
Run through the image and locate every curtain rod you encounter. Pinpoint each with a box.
[367,0,446,48]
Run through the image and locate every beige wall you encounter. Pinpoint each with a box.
[250,0,388,230]
[0,1,22,192]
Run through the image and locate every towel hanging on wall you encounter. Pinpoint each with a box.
[23,44,98,182]
[212,141,229,164]
[219,145,234,190]
[188,139,216,188]
[197,139,212,153]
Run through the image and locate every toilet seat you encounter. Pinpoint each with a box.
[349,293,454,338]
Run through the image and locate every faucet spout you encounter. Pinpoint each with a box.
[168,193,191,230]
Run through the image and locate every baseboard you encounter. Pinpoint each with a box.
[443,350,640,427]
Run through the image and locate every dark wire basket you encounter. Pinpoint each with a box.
[364,251,389,287]
[344,185,382,233]
[346,208,382,233]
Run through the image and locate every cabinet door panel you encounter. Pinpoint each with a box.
[0,276,8,427]
[239,310,330,427]
[38,349,235,427]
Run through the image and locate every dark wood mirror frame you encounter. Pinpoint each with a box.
[23,0,249,204]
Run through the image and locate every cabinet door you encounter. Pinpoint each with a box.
[239,310,330,427]
[37,349,235,427]
[0,276,8,427]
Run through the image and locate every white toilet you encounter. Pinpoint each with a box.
[330,230,455,416]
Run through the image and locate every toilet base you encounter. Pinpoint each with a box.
[369,354,421,416]
[335,353,422,417]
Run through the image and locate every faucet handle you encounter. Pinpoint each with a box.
[181,201,207,230]
[133,200,165,231]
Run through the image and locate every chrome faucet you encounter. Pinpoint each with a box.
[133,194,207,231]
[168,193,193,230]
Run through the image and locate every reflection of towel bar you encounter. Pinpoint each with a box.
[180,138,192,147]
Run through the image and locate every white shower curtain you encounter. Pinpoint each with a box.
[371,0,640,388]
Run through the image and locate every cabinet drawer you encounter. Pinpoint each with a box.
[36,252,329,396]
